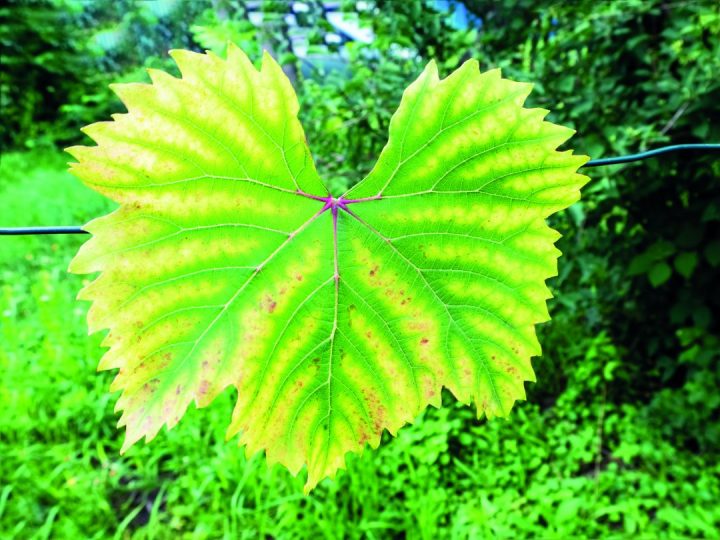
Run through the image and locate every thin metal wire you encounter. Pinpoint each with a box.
[0,226,88,235]
[584,143,720,167]
[2,143,719,236]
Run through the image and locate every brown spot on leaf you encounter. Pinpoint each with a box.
[373,407,386,434]
[502,362,518,376]
[295,274,303,281]
[175,385,182,395]
[362,388,386,436]
[260,295,277,313]
[198,380,210,396]
[142,379,160,394]
[422,376,437,401]
[420,338,429,345]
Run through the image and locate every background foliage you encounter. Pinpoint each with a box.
[1,0,719,538]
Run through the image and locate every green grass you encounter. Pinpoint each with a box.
[1,150,719,539]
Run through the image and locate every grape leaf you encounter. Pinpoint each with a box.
[68,44,588,491]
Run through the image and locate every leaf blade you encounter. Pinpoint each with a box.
[69,51,588,491]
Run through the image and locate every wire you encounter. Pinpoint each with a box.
[1,143,719,236]
[584,143,720,167]
[0,226,88,235]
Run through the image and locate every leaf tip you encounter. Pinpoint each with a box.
[302,481,315,495]
[225,40,239,55]
[64,145,84,162]
[146,67,177,87]
[484,66,502,79]
[576,153,592,167]
[226,41,254,70]
[423,58,440,82]
[460,57,480,72]
[119,432,135,455]
[107,82,125,96]
[260,48,278,67]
